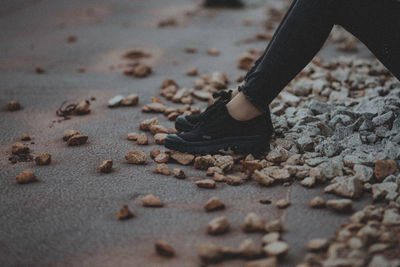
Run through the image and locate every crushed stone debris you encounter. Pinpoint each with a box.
[125,150,147,164]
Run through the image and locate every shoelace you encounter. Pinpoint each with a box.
[196,89,232,119]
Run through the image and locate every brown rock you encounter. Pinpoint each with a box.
[155,240,175,257]
[125,63,152,78]
[300,176,316,188]
[173,168,185,179]
[154,152,169,163]
[326,199,352,212]
[75,100,91,115]
[265,220,284,233]
[207,166,223,176]
[67,134,88,146]
[16,169,37,184]
[116,205,134,220]
[213,172,226,182]
[204,197,225,211]
[35,153,51,166]
[20,133,31,141]
[186,67,198,76]
[167,111,180,121]
[99,159,113,173]
[237,52,255,70]
[184,47,197,53]
[207,216,230,235]
[266,147,289,163]
[7,101,21,111]
[35,66,45,73]
[12,142,29,155]
[196,179,216,189]
[198,243,223,263]
[161,77,179,89]
[263,241,289,256]
[276,199,290,209]
[144,102,166,113]
[214,155,234,172]
[194,155,215,170]
[139,117,159,131]
[136,133,148,145]
[125,150,147,164]
[262,232,280,245]
[307,238,329,251]
[63,129,79,141]
[170,151,194,165]
[149,125,169,135]
[374,159,397,180]
[142,194,163,207]
[246,257,277,267]
[154,133,168,145]
[242,213,265,233]
[150,150,161,159]
[120,94,139,106]
[207,48,220,56]
[154,163,170,175]
[241,160,263,177]
[225,175,243,186]
[126,132,138,141]
[309,196,326,208]
[239,238,262,259]
[252,170,274,186]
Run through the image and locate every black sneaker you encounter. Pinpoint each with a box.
[165,103,274,154]
[175,90,232,132]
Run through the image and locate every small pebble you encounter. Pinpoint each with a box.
[67,134,88,146]
[125,150,147,164]
[173,168,185,179]
[142,194,163,207]
[204,197,225,211]
[155,240,175,257]
[99,159,113,173]
[16,169,37,184]
[35,153,51,166]
[195,179,216,189]
[116,205,134,220]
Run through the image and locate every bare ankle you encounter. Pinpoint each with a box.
[226,92,262,121]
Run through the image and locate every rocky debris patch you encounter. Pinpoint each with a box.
[9,142,33,163]
[139,117,159,131]
[155,240,175,258]
[35,153,51,166]
[56,99,92,118]
[170,151,195,165]
[299,204,400,267]
[67,134,88,146]
[99,159,113,173]
[141,194,164,207]
[116,205,134,220]
[125,150,147,164]
[12,142,29,155]
[108,94,139,108]
[6,101,21,111]
[207,216,230,235]
[16,169,37,184]
[204,197,225,211]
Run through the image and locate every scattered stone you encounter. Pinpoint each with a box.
[136,133,148,145]
[265,219,284,233]
[207,166,223,176]
[63,129,79,141]
[67,134,88,146]
[324,176,363,199]
[139,117,159,131]
[170,151,194,165]
[125,150,147,164]
[301,177,316,188]
[154,163,170,175]
[154,133,168,145]
[155,240,175,258]
[108,95,125,107]
[266,147,289,163]
[16,169,37,184]
[239,238,262,259]
[237,53,255,70]
[35,153,51,166]
[116,205,134,220]
[196,179,216,189]
[184,47,197,53]
[207,216,230,235]
[307,238,329,251]
[204,197,225,211]
[326,199,352,212]
[121,94,139,106]
[214,155,234,171]
[141,194,163,207]
[263,241,289,256]
[198,243,223,263]
[309,196,326,208]
[7,101,21,111]
[150,150,161,158]
[74,100,90,115]
[12,142,29,155]
[154,152,169,163]
[374,159,397,180]
[225,175,243,186]
[207,48,220,56]
[126,132,138,141]
[242,213,265,233]
[246,258,277,267]
[252,169,274,186]
[172,168,185,179]
[276,199,290,209]
[213,172,226,182]
[186,67,198,76]
[262,232,280,245]
[149,125,169,135]
[371,182,398,202]
[125,63,152,78]
[20,134,31,141]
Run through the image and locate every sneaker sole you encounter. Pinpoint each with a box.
[165,134,270,154]
[175,115,196,132]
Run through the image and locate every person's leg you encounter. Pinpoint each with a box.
[337,0,400,79]
[228,0,338,120]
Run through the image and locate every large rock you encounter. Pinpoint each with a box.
[324,176,363,199]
